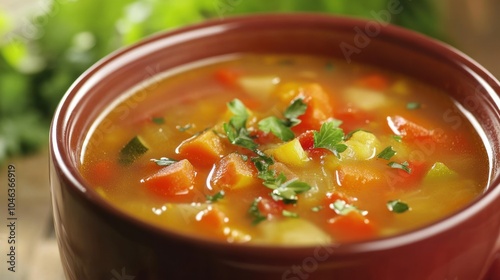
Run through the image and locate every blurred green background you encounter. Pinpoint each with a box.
[0,0,493,164]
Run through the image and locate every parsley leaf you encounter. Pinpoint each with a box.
[283,98,307,126]
[377,146,397,160]
[271,179,311,204]
[313,121,347,157]
[176,124,192,132]
[406,102,421,110]
[388,161,412,173]
[311,206,323,212]
[152,117,165,124]
[258,116,295,141]
[150,157,178,166]
[282,210,299,218]
[223,99,258,151]
[387,200,410,213]
[329,199,367,216]
[248,198,267,225]
[206,191,225,203]
[392,135,403,142]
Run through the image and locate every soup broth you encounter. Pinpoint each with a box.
[81,54,489,245]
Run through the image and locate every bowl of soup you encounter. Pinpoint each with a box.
[49,14,500,280]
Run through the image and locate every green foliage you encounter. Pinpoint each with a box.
[0,0,444,164]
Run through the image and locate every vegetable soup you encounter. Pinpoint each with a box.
[80,54,489,245]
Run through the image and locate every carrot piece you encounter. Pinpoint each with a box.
[293,84,333,133]
[177,130,226,167]
[142,159,196,198]
[210,153,259,191]
[296,130,328,159]
[386,161,429,189]
[214,68,240,86]
[195,206,227,230]
[387,115,446,143]
[357,74,389,91]
[337,163,384,192]
[326,211,377,242]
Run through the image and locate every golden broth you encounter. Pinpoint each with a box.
[80,54,489,245]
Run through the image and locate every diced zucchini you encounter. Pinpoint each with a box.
[342,131,380,160]
[265,138,309,167]
[119,135,149,165]
[344,87,387,110]
[424,162,458,182]
[255,219,331,245]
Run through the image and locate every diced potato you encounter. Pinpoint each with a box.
[210,153,259,190]
[344,87,387,110]
[265,138,310,167]
[255,219,331,245]
[177,130,226,167]
[238,76,280,100]
[424,162,458,182]
[343,130,381,160]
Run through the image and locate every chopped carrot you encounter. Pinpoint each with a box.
[387,115,446,144]
[251,129,280,145]
[337,163,385,193]
[275,83,333,133]
[326,211,377,242]
[142,159,196,198]
[177,130,226,167]
[195,206,227,230]
[357,74,389,91]
[214,68,240,86]
[386,161,429,189]
[293,84,333,133]
[210,153,259,191]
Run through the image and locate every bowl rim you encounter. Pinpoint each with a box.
[50,12,500,254]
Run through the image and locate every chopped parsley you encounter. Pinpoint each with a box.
[270,179,311,204]
[223,99,258,151]
[388,161,411,173]
[377,146,397,160]
[311,206,323,212]
[258,98,307,141]
[151,157,178,166]
[406,102,421,110]
[152,117,165,124]
[329,199,367,216]
[176,123,193,132]
[387,200,410,213]
[206,191,225,203]
[313,121,348,158]
[248,198,267,225]
[392,135,403,142]
[282,210,299,218]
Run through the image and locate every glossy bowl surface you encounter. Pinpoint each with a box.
[49,14,500,280]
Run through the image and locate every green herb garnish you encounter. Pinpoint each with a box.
[313,121,348,158]
[258,98,307,141]
[152,117,165,124]
[311,206,323,212]
[392,135,403,142]
[282,210,299,218]
[151,157,177,166]
[329,199,366,216]
[223,99,258,150]
[388,161,412,173]
[248,198,267,225]
[387,200,410,213]
[176,124,193,132]
[406,102,421,110]
[206,191,225,203]
[271,179,311,204]
[377,146,397,160]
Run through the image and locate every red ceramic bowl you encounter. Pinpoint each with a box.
[49,14,500,280]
